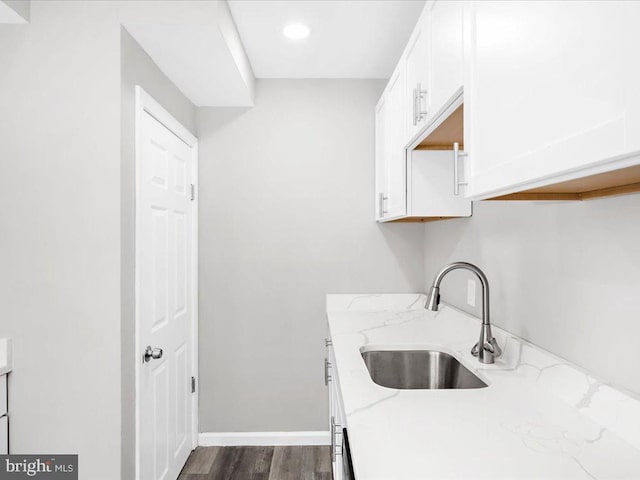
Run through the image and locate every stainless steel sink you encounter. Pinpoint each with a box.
[361,349,488,390]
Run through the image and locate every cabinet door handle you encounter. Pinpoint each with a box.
[453,142,468,196]
[324,358,332,386]
[330,415,335,462]
[412,87,417,126]
[378,192,388,218]
[325,338,332,347]
[417,83,428,122]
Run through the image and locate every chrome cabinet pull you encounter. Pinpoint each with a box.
[416,83,428,122]
[325,338,332,347]
[324,358,332,386]
[412,87,418,126]
[453,142,469,196]
[378,192,388,218]
[330,416,335,462]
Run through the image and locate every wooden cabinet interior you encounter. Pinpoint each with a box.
[414,104,463,151]
[488,165,640,201]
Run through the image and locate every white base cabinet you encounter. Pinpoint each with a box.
[326,339,346,480]
[0,374,7,454]
[0,416,7,455]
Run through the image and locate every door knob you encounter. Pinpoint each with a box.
[143,346,163,363]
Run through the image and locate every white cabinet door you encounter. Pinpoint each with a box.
[405,12,430,141]
[466,1,640,198]
[428,0,464,116]
[0,375,6,416]
[330,392,343,480]
[385,67,407,219]
[408,149,471,218]
[374,97,387,221]
[0,375,6,455]
[375,66,407,221]
[327,344,344,480]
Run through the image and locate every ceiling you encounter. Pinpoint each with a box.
[123,1,255,107]
[228,0,426,79]
[125,23,254,107]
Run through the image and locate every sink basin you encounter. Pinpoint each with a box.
[361,349,487,390]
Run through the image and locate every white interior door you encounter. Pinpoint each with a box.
[136,88,198,480]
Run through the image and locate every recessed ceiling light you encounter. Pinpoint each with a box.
[283,23,310,40]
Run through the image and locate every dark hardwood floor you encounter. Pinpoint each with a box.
[178,446,332,480]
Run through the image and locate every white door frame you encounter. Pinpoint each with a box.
[134,86,199,479]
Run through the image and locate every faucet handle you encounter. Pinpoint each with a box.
[491,338,502,357]
[471,338,502,359]
[483,338,502,357]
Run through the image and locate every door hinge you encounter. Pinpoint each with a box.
[190,184,196,201]
[191,376,196,393]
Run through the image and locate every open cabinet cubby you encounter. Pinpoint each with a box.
[414,103,640,202]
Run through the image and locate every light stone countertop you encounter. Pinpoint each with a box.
[326,294,640,480]
[0,338,12,376]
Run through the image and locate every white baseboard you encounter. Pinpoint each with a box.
[198,431,331,447]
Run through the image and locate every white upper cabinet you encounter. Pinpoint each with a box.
[404,1,465,145]
[375,65,407,221]
[428,0,464,118]
[375,1,472,223]
[376,1,640,216]
[404,10,430,141]
[465,1,640,199]
[374,94,387,222]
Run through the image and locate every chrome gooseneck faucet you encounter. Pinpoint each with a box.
[425,262,502,364]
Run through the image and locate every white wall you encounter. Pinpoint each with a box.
[0,4,199,478]
[120,27,196,480]
[0,2,121,478]
[197,80,425,432]
[423,196,640,395]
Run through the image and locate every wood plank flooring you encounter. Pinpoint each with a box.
[178,446,332,480]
